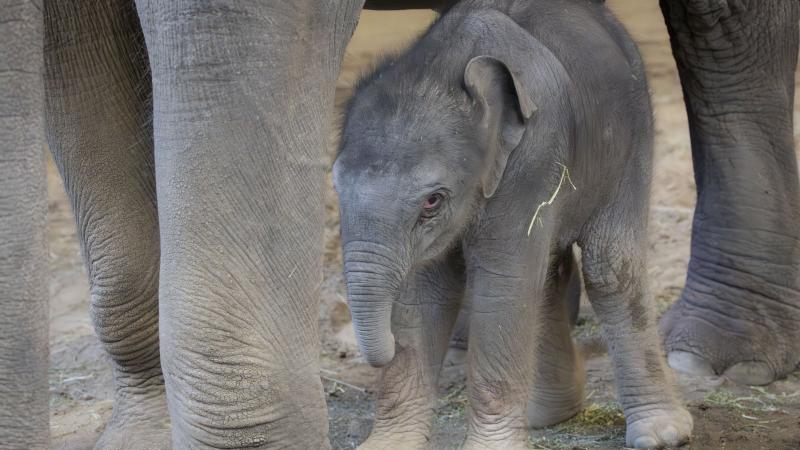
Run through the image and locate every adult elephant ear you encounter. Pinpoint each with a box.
[464,55,537,198]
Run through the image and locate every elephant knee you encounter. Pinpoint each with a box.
[164,363,331,449]
[84,237,160,368]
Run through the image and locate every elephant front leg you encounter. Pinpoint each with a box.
[461,245,548,450]
[44,2,169,448]
[659,0,800,385]
[135,0,363,447]
[581,228,692,449]
[360,253,464,450]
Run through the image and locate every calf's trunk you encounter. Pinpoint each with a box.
[342,239,408,367]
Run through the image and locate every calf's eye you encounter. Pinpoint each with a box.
[420,193,444,219]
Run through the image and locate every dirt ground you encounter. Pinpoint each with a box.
[47,2,800,449]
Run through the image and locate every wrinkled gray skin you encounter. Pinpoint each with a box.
[334,1,693,448]
[1,1,49,449]
[0,0,798,448]
[3,0,363,448]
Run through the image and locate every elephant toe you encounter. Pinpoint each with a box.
[666,351,714,377]
[723,361,775,386]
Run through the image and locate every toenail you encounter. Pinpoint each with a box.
[660,425,678,445]
[667,351,714,376]
[633,436,658,449]
[724,361,774,386]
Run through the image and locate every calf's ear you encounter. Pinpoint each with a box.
[464,55,537,198]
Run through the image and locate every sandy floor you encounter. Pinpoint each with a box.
[47,2,800,449]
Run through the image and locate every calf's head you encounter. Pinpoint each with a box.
[333,54,535,366]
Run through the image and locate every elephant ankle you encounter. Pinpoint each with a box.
[369,402,435,444]
[111,379,168,419]
[113,365,166,397]
[527,385,583,428]
[528,348,585,428]
[464,404,529,449]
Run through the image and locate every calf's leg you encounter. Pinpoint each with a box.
[527,248,585,428]
[461,233,552,450]
[581,220,691,449]
[360,252,464,450]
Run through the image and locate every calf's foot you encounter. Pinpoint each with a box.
[527,349,584,428]
[625,405,693,449]
[461,433,529,450]
[358,432,429,450]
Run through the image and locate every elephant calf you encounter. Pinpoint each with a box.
[334,0,692,448]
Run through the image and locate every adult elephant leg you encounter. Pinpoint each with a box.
[43,1,169,447]
[659,0,800,385]
[0,1,49,448]
[135,1,363,446]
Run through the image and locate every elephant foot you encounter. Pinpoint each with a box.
[95,385,171,450]
[463,413,529,450]
[461,436,529,450]
[527,386,583,429]
[527,350,585,428]
[625,406,692,449]
[357,431,429,450]
[660,278,800,385]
